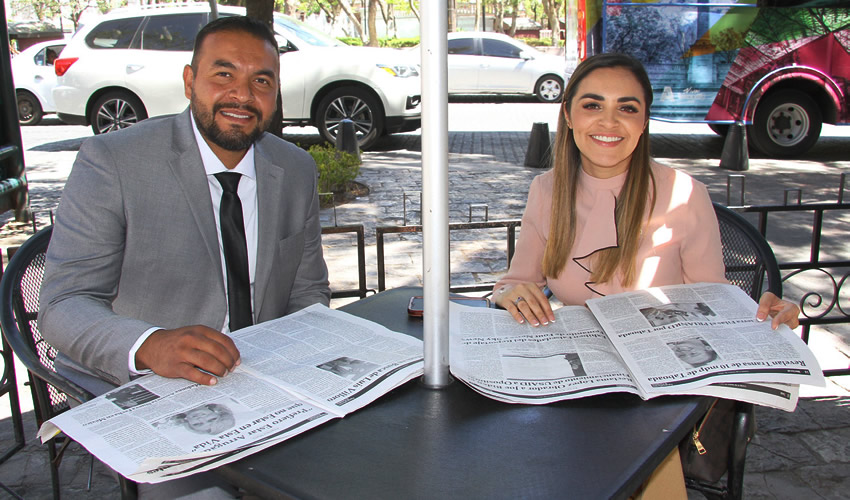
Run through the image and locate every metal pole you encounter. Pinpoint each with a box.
[420,0,451,388]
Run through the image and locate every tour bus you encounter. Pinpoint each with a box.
[577,0,850,157]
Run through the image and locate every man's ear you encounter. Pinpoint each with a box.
[183,65,194,100]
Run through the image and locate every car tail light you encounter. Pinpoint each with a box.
[54,58,79,77]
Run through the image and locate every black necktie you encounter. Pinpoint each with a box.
[215,172,253,331]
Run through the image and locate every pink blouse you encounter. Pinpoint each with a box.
[495,162,726,305]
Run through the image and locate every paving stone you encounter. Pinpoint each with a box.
[746,432,822,472]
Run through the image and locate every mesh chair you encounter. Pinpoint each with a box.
[682,204,784,500]
[0,226,137,499]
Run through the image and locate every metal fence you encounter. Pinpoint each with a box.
[730,202,850,377]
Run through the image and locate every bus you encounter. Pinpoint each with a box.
[578,0,850,157]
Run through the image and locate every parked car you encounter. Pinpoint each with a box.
[445,32,569,103]
[52,5,421,148]
[11,40,66,125]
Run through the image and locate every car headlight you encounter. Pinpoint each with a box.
[377,63,419,78]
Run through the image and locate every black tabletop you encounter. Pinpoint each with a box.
[217,287,709,500]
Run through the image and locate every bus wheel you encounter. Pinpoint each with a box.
[749,90,821,157]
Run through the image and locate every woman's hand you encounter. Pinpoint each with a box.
[493,283,555,327]
[756,291,800,330]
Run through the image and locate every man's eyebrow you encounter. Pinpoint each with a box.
[211,59,237,70]
[255,69,276,79]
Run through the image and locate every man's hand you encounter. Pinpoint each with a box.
[135,326,241,385]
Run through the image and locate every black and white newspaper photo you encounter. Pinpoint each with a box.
[37,304,424,483]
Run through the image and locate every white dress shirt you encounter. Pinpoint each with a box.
[127,112,260,373]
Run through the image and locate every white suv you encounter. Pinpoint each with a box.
[53,4,421,148]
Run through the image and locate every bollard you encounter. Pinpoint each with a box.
[335,118,361,162]
[719,122,749,171]
[524,122,551,168]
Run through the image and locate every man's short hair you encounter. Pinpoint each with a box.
[191,15,279,71]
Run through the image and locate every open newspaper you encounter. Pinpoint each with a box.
[37,304,423,483]
[450,283,823,411]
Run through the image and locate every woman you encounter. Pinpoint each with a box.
[493,53,799,331]
[492,53,800,499]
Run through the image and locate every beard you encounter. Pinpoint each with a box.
[190,94,267,152]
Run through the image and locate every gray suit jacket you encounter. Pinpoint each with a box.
[39,109,330,386]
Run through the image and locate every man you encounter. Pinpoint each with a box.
[39,16,330,391]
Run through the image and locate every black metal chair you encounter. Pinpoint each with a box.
[0,226,137,499]
[682,203,784,500]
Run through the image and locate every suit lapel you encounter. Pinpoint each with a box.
[253,139,287,318]
[167,110,224,291]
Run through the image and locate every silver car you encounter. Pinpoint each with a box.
[447,32,568,103]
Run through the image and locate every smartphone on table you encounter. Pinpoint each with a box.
[407,295,491,317]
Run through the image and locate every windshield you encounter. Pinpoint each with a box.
[273,15,343,47]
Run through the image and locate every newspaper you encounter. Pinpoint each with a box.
[37,304,423,483]
[449,283,823,410]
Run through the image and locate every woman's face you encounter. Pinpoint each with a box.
[565,66,648,179]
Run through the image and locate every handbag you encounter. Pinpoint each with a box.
[679,398,745,483]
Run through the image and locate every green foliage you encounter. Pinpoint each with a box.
[338,36,363,46]
[338,36,419,48]
[380,37,419,48]
[518,36,552,47]
[309,144,361,194]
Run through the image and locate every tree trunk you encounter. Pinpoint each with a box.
[408,0,420,22]
[509,0,518,37]
[244,0,283,138]
[338,0,367,43]
[542,0,561,44]
[367,0,379,46]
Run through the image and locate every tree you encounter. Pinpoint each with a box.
[541,0,561,44]
[367,0,379,46]
[243,0,284,138]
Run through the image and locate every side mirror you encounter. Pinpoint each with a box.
[275,34,293,54]
[519,51,533,61]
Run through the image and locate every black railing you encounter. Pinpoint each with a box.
[730,202,850,377]
[376,219,521,292]
[321,224,371,299]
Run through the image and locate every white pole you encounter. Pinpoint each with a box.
[420,0,450,388]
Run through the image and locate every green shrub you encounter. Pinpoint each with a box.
[519,37,552,47]
[337,37,363,46]
[309,144,361,194]
[380,37,419,48]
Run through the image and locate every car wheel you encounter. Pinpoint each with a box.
[316,87,383,149]
[535,75,564,103]
[90,91,148,135]
[748,89,821,157]
[17,91,43,126]
[708,124,729,136]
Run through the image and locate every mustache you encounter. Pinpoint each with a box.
[213,102,262,117]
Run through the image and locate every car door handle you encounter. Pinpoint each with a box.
[34,75,44,83]
[126,64,144,74]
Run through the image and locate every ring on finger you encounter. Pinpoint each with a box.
[513,296,525,306]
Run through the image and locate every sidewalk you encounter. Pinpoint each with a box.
[0,122,848,498]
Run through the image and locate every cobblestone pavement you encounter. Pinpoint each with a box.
[0,114,848,498]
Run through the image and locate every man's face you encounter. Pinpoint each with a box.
[183,30,279,162]
[671,339,715,366]
[186,407,219,434]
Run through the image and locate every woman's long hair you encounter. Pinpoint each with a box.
[541,53,655,287]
